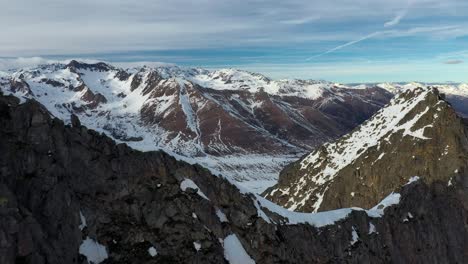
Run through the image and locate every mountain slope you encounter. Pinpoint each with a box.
[0,61,392,191]
[264,87,468,212]
[1,93,467,263]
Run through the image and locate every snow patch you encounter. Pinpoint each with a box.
[223,234,256,264]
[180,178,210,200]
[405,176,420,185]
[79,211,87,231]
[216,208,229,222]
[79,237,108,264]
[368,222,377,234]
[193,241,202,251]
[350,227,359,245]
[367,192,401,217]
[148,246,158,257]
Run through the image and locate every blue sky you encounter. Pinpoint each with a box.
[1,0,468,83]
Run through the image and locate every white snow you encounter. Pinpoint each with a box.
[180,178,210,200]
[367,192,401,217]
[193,241,202,251]
[405,176,420,185]
[350,227,359,245]
[368,222,377,234]
[79,237,108,264]
[216,208,229,222]
[79,211,87,231]
[223,234,256,264]
[148,246,158,257]
[176,79,201,139]
[252,193,396,227]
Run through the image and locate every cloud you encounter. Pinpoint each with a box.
[0,57,52,71]
[443,60,464,64]
[0,57,102,71]
[0,0,467,56]
[384,0,414,27]
[280,16,320,25]
[384,10,408,27]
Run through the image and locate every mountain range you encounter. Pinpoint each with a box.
[2,61,468,193]
[1,85,467,263]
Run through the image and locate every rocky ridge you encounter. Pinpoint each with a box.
[264,87,468,213]
[0,92,467,263]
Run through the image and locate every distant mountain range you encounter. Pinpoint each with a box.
[1,60,468,192]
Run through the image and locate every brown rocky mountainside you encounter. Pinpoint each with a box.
[0,61,392,186]
[1,90,467,263]
[264,87,468,213]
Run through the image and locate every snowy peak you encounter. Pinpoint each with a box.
[66,60,115,72]
[264,87,468,212]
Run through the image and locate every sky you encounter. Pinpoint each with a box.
[1,0,468,83]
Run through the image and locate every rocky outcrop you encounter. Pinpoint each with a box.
[9,77,33,96]
[0,94,467,263]
[264,88,468,213]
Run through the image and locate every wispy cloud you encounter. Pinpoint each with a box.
[280,16,320,25]
[1,0,466,56]
[384,10,408,27]
[384,0,413,27]
[444,60,464,64]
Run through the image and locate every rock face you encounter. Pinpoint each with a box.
[0,61,392,188]
[0,93,467,263]
[264,87,468,212]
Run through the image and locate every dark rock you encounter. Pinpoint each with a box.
[71,114,81,128]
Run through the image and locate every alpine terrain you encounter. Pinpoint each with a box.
[0,60,393,192]
[0,89,467,263]
[264,87,468,213]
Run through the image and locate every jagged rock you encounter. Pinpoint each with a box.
[71,114,81,127]
[264,87,468,213]
[40,78,65,88]
[9,78,33,95]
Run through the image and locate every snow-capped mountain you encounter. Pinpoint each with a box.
[264,87,468,212]
[353,82,468,117]
[0,60,391,192]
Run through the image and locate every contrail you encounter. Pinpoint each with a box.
[306,0,414,61]
[306,31,381,61]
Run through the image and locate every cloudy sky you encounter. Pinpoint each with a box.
[1,0,468,82]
